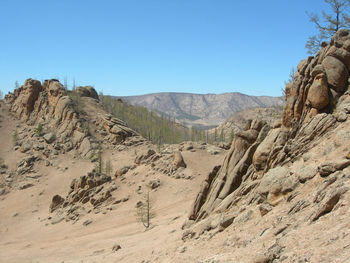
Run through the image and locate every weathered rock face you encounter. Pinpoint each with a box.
[44,79,66,107]
[186,30,350,243]
[49,171,118,222]
[6,79,42,119]
[190,120,269,220]
[76,86,99,100]
[102,114,137,144]
[283,29,350,128]
[4,79,140,157]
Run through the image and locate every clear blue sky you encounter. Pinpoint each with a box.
[0,0,331,97]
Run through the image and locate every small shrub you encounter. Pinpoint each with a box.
[35,123,43,136]
[12,131,18,146]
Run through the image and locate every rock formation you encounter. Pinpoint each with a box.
[186,30,350,243]
[4,79,139,157]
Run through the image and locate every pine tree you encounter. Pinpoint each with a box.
[306,0,350,54]
[136,191,155,229]
[14,81,20,90]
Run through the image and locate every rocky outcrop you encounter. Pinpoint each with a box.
[5,79,140,157]
[102,114,137,144]
[76,86,99,100]
[186,30,350,240]
[6,79,42,119]
[190,120,270,220]
[49,171,118,222]
[283,29,350,128]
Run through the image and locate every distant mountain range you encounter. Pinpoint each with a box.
[120,92,284,127]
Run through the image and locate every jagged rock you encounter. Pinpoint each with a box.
[173,151,186,168]
[0,188,5,195]
[8,79,42,119]
[50,171,114,221]
[44,80,65,106]
[188,165,221,220]
[190,120,268,221]
[76,86,99,100]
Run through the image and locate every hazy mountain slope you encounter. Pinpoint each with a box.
[120,92,284,127]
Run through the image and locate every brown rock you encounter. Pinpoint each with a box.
[322,56,349,92]
[307,73,330,110]
[174,151,186,168]
[45,80,65,106]
[50,195,64,212]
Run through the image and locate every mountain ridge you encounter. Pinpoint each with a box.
[119,91,284,127]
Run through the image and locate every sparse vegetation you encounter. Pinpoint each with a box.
[99,94,206,144]
[14,81,20,90]
[229,129,235,144]
[306,0,350,54]
[96,143,103,174]
[81,121,90,136]
[35,123,43,136]
[12,130,18,146]
[67,90,84,115]
[136,191,155,229]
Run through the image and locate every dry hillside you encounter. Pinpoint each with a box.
[1,30,350,263]
[121,92,284,128]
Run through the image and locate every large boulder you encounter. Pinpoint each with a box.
[174,151,186,168]
[307,73,330,110]
[50,195,64,212]
[322,56,348,93]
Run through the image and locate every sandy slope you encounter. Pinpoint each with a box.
[0,101,226,263]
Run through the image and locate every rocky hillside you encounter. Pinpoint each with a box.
[2,31,350,263]
[183,29,350,262]
[120,92,284,127]
[207,107,283,142]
